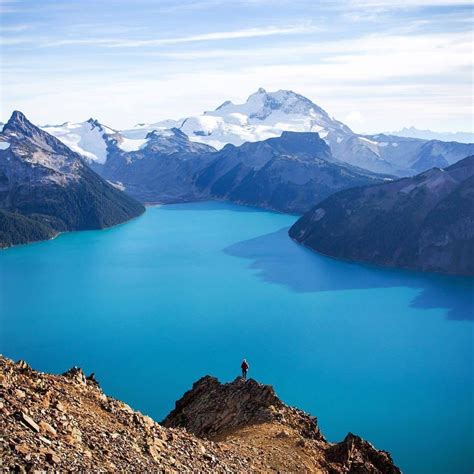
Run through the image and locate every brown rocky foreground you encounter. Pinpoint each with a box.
[0,356,400,472]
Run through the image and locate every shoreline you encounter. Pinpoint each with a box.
[0,209,146,252]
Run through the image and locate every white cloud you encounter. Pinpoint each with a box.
[3,56,471,133]
[129,30,471,69]
[1,3,472,133]
[40,24,316,48]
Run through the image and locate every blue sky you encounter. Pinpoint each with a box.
[1,0,472,132]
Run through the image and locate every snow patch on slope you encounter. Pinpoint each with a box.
[122,120,180,140]
[42,120,115,164]
[358,137,381,157]
[117,137,148,152]
[121,88,353,151]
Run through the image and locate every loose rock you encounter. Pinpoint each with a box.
[1,355,400,473]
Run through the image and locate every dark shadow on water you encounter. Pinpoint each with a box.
[224,227,474,321]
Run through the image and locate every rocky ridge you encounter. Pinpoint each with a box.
[0,111,144,248]
[95,127,387,213]
[289,156,474,275]
[163,375,323,440]
[193,131,388,214]
[42,89,474,177]
[163,376,400,473]
[1,356,400,472]
[0,357,253,472]
[95,127,216,203]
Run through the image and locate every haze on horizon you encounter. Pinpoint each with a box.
[1,0,473,133]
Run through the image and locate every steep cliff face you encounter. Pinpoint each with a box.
[0,112,144,248]
[289,156,474,275]
[1,357,400,473]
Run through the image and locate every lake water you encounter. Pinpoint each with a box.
[1,202,472,473]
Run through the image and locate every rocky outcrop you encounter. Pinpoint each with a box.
[163,375,323,440]
[0,356,254,472]
[163,375,400,473]
[1,356,400,473]
[0,111,144,248]
[326,433,401,474]
[289,156,474,275]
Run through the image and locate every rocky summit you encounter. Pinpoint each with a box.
[0,356,400,472]
[163,375,323,440]
[163,376,400,473]
[0,111,144,249]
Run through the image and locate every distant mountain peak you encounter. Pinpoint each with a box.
[10,110,27,121]
[215,100,233,111]
[86,118,116,135]
[143,127,215,154]
[5,110,36,134]
[389,126,474,144]
[203,88,340,128]
[1,110,83,170]
[174,89,353,151]
[4,111,68,153]
[145,127,187,140]
[169,127,188,139]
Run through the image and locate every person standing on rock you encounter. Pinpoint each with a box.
[241,359,249,380]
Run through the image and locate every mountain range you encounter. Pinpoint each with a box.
[96,127,216,203]
[97,127,387,214]
[192,132,386,214]
[289,156,474,275]
[0,112,144,248]
[389,126,474,144]
[2,95,473,275]
[41,89,474,177]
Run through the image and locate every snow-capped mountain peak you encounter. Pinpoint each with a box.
[172,88,352,150]
[205,88,331,121]
[389,126,474,144]
[42,118,148,163]
[116,89,354,152]
[41,119,116,164]
[143,127,215,155]
[33,88,473,175]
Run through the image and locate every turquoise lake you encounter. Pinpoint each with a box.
[1,201,472,473]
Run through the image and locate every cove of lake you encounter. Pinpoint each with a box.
[1,202,472,473]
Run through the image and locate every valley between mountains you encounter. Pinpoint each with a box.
[1,89,473,275]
